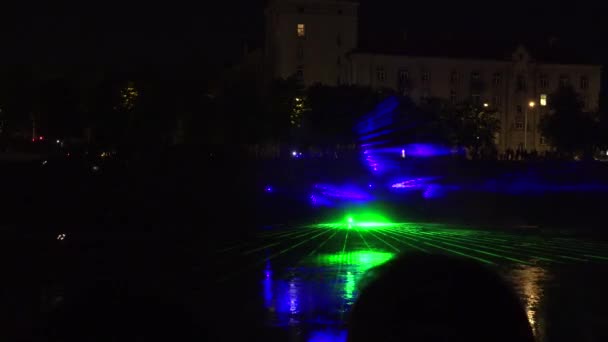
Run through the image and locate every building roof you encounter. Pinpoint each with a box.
[353,35,601,66]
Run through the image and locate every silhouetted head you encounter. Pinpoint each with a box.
[349,253,535,342]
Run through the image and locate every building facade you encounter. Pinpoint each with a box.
[264,0,602,152]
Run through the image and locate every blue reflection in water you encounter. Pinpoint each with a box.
[308,329,347,342]
[263,263,273,309]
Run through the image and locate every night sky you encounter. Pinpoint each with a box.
[0,1,604,68]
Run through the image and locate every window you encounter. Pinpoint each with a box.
[539,75,548,89]
[493,95,501,106]
[421,71,430,82]
[296,46,304,60]
[421,89,431,103]
[471,71,480,81]
[540,94,547,106]
[492,72,501,86]
[581,94,588,109]
[540,135,547,145]
[471,93,480,104]
[297,24,305,37]
[450,71,459,84]
[516,75,526,91]
[515,115,524,130]
[580,76,589,90]
[516,105,523,114]
[559,74,569,87]
[450,90,457,104]
[376,67,386,82]
[398,69,409,82]
[296,66,304,81]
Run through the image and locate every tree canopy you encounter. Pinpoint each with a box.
[539,85,600,158]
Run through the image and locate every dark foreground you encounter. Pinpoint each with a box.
[211,222,608,342]
[0,155,607,341]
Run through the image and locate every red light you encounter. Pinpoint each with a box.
[39,136,44,141]
[31,138,35,142]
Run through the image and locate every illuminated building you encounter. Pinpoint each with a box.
[264,0,601,153]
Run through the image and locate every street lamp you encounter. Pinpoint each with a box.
[524,101,536,150]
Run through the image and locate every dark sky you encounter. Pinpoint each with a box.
[0,1,604,68]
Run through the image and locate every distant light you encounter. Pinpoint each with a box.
[540,94,547,106]
[368,184,373,188]
[483,102,489,107]
[31,138,35,142]
[92,165,100,172]
[529,101,536,108]
[347,217,354,223]
[606,150,608,156]
[57,233,66,241]
[56,139,60,144]
[42,160,48,166]
[292,151,297,156]
[265,186,273,193]
[401,149,406,158]
[39,136,44,141]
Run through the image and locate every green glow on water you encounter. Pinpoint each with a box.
[308,209,402,230]
[313,250,395,270]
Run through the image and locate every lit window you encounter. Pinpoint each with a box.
[297,24,305,37]
[540,94,547,106]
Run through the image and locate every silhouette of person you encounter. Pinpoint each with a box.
[349,253,535,342]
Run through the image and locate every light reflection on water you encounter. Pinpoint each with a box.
[261,253,554,342]
[507,264,549,339]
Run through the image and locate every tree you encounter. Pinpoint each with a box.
[413,99,500,157]
[304,85,386,145]
[539,85,599,158]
